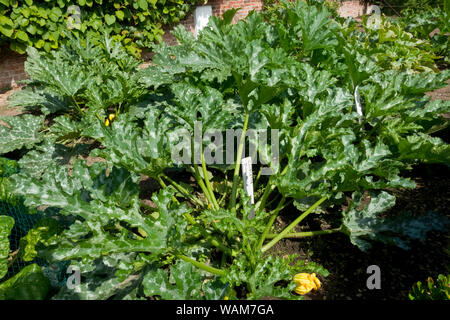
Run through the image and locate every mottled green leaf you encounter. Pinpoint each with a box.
[143,260,203,300]
[0,114,44,154]
[224,255,300,300]
[0,264,50,300]
[8,86,69,115]
[342,191,449,251]
[0,215,14,279]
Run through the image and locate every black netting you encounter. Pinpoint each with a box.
[0,157,68,288]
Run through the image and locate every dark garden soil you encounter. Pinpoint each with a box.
[268,162,450,300]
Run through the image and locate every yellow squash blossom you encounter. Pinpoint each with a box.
[293,273,321,295]
[105,113,116,127]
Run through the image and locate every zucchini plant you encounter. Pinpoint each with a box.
[1,0,449,300]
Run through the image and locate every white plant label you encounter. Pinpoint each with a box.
[354,85,363,123]
[241,157,255,219]
[194,5,212,37]
[366,5,382,30]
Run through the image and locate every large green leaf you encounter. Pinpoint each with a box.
[18,140,89,178]
[8,86,69,115]
[52,258,144,300]
[155,11,295,112]
[342,191,449,251]
[397,134,450,164]
[0,215,14,280]
[167,83,237,133]
[143,260,229,300]
[25,47,89,98]
[284,0,338,52]
[0,263,50,300]
[142,260,204,300]
[20,218,62,262]
[0,114,44,154]
[9,162,189,262]
[224,255,300,300]
[89,111,172,178]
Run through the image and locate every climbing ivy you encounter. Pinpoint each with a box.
[0,0,200,56]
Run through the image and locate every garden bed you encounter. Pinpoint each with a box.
[1,0,449,301]
[270,163,450,300]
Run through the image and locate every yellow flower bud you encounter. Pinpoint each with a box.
[105,114,116,127]
[293,273,321,295]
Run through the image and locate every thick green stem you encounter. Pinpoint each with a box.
[158,175,230,254]
[220,251,227,268]
[95,112,103,122]
[245,241,256,268]
[254,165,289,215]
[177,255,225,276]
[192,165,214,207]
[255,182,275,214]
[261,196,327,253]
[161,173,204,207]
[204,234,232,255]
[256,196,286,250]
[218,188,228,206]
[201,152,219,210]
[157,176,197,226]
[190,136,214,207]
[267,199,292,216]
[72,96,84,115]
[229,112,250,212]
[254,166,262,190]
[157,176,180,205]
[265,228,341,239]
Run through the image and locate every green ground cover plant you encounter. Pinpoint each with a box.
[409,274,450,300]
[0,0,200,56]
[0,0,449,300]
[397,7,449,67]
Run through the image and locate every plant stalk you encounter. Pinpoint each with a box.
[157,175,231,255]
[253,166,262,190]
[177,254,225,276]
[157,176,181,205]
[261,196,327,253]
[265,228,341,239]
[201,151,219,209]
[71,96,84,115]
[256,196,286,250]
[254,164,289,215]
[229,112,250,212]
[158,176,231,254]
[192,165,214,207]
[255,182,275,214]
[161,173,204,207]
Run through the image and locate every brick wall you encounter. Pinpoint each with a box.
[338,0,366,18]
[0,0,366,90]
[0,47,27,90]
